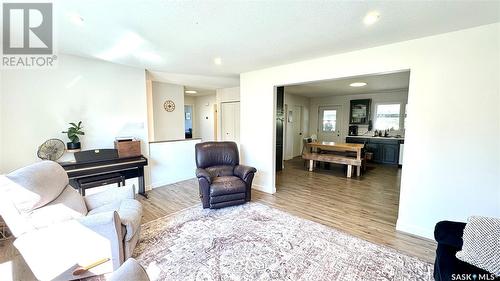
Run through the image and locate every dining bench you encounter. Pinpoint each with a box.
[302,151,362,177]
[302,141,365,178]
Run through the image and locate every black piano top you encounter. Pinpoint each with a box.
[59,155,148,171]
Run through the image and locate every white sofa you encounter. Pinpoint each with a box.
[0,161,143,280]
[109,258,150,281]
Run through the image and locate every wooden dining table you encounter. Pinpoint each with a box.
[303,141,364,177]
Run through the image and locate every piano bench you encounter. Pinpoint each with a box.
[77,173,126,196]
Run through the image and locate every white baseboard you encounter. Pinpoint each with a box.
[151,177,195,189]
[396,220,434,240]
[252,184,275,194]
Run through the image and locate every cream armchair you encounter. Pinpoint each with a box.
[0,161,142,280]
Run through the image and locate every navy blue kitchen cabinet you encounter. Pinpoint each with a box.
[346,137,401,165]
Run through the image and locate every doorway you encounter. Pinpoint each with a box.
[317,105,342,142]
[184,105,193,139]
[292,105,303,157]
[273,71,411,251]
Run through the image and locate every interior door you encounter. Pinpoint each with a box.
[221,102,240,143]
[317,105,342,142]
[293,105,303,157]
[276,87,284,172]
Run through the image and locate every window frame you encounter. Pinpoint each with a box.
[374,102,405,131]
[321,109,337,132]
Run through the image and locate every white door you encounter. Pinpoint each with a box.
[293,105,303,157]
[317,105,342,142]
[221,102,240,143]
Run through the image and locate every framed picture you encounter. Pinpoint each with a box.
[185,112,191,120]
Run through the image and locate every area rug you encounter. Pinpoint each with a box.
[133,203,433,281]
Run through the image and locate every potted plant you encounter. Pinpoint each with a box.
[62,121,85,150]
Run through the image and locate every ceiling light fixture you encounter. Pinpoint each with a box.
[363,11,380,26]
[350,82,367,87]
[69,13,84,26]
[185,90,197,94]
[213,57,222,65]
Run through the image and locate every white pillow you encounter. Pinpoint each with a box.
[456,216,500,276]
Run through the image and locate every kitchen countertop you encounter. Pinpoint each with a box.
[346,135,405,141]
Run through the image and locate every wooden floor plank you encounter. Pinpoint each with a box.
[139,158,436,263]
[0,158,435,280]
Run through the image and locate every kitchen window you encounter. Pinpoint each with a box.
[374,103,401,130]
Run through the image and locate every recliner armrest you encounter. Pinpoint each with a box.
[434,220,466,249]
[234,165,257,181]
[196,168,212,184]
[77,211,124,269]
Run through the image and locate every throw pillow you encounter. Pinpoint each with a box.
[456,216,500,276]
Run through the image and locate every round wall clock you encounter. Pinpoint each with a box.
[163,100,175,112]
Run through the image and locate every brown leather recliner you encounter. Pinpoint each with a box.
[195,141,257,209]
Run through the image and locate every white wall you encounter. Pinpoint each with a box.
[309,90,408,140]
[216,87,240,103]
[149,139,201,187]
[193,94,216,141]
[283,93,310,160]
[152,82,185,141]
[1,55,150,186]
[240,23,500,239]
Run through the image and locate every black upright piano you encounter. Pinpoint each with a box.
[59,149,148,198]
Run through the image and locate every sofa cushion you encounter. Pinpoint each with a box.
[456,216,500,275]
[5,161,68,213]
[88,199,142,242]
[210,176,246,196]
[28,186,88,229]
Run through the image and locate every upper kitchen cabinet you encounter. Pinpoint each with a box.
[349,99,371,125]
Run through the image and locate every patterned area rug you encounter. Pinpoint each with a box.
[133,203,433,281]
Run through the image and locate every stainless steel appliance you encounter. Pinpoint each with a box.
[348,125,358,136]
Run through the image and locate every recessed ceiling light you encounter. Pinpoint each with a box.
[213,57,222,65]
[69,13,84,26]
[350,82,367,87]
[363,11,380,25]
[185,90,197,94]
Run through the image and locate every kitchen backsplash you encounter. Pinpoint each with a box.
[354,125,405,137]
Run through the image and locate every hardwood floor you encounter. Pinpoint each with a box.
[139,158,436,263]
[0,158,436,280]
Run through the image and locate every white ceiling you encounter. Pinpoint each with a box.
[49,1,500,82]
[148,71,238,90]
[184,86,216,97]
[285,71,410,97]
